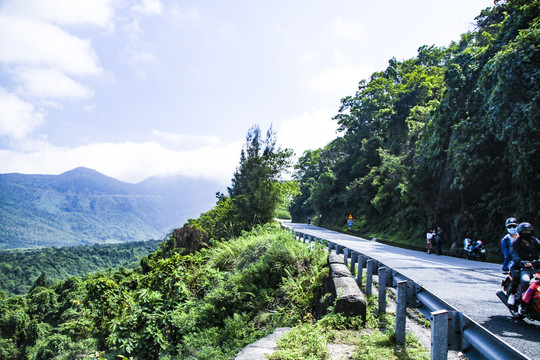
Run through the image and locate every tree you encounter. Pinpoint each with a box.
[228,125,293,228]
[30,272,50,293]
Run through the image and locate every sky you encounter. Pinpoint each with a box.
[0,0,495,187]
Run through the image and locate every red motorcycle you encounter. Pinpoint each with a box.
[497,262,540,321]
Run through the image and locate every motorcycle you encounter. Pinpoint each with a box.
[463,238,486,261]
[496,261,540,321]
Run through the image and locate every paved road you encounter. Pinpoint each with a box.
[282,222,540,360]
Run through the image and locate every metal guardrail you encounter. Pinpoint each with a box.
[284,226,529,360]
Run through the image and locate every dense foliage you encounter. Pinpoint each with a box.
[0,240,160,297]
[181,125,295,242]
[290,0,539,256]
[0,224,329,360]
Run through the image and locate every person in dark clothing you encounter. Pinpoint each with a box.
[501,217,519,273]
[507,222,540,314]
[435,226,443,255]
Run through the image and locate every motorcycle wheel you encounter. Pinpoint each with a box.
[504,281,524,319]
[479,253,485,262]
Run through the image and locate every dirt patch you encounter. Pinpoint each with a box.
[328,343,356,360]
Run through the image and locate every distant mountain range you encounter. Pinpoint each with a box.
[0,167,224,249]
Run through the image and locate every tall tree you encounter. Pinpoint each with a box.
[228,125,293,228]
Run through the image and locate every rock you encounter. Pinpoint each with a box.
[328,254,367,322]
[234,327,291,360]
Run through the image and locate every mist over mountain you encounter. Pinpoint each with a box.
[0,167,223,249]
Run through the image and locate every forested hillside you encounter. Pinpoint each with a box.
[0,240,160,297]
[0,125,308,360]
[0,224,333,360]
[290,0,539,255]
[0,167,221,249]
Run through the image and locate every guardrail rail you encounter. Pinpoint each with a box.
[283,225,529,360]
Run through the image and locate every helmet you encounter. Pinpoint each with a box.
[476,240,482,246]
[517,222,534,241]
[505,217,518,227]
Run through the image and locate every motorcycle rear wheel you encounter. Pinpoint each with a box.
[504,281,524,319]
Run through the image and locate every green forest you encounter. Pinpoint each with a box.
[0,0,538,359]
[290,0,539,257]
[0,240,160,297]
[0,111,428,360]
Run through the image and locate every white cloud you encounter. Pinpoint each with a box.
[278,108,339,157]
[132,0,163,16]
[333,18,366,40]
[305,64,372,99]
[0,15,102,76]
[152,130,222,149]
[128,51,158,78]
[0,0,114,27]
[15,67,93,99]
[0,140,242,186]
[0,88,45,139]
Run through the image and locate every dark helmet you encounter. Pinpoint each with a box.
[517,222,534,240]
[505,217,518,227]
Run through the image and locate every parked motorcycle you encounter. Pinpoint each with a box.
[496,262,540,321]
[463,238,486,261]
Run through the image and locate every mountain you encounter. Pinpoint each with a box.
[0,167,224,249]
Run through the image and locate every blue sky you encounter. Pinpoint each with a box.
[0,0,495,186]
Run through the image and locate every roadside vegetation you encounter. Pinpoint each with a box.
[269,297,429,360]
[0,123,431,359]
[290,0,539,260]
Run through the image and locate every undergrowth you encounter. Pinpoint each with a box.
[268,292,430,360]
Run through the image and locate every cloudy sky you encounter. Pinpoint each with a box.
[0,0,494,186]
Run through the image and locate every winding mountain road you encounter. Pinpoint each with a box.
[282,222,540,360]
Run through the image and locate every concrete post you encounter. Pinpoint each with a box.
[431,310,448,360]
[378,267,387,314]
[344,248,349,267]
[350,251,357,276]
[366,259,373,296]
[356,255,363,288]
[395,281,407,344]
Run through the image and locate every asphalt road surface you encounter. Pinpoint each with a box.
[282,222,540,360]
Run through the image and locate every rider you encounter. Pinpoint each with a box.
[507,222,540,314]
[501,217,519,274]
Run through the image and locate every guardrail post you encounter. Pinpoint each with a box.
[395,280,407,344]
[327,241,333,252]
[431,310,448,360]
[356,255,363,288]
[378,267,387,314]
[343,248,349,267]
[366,259,373,296]
[350,251,357,276]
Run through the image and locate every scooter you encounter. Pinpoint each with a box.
[496,262,540,321]
[463,238,486,261]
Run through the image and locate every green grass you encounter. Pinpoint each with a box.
[268,298,429,360]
